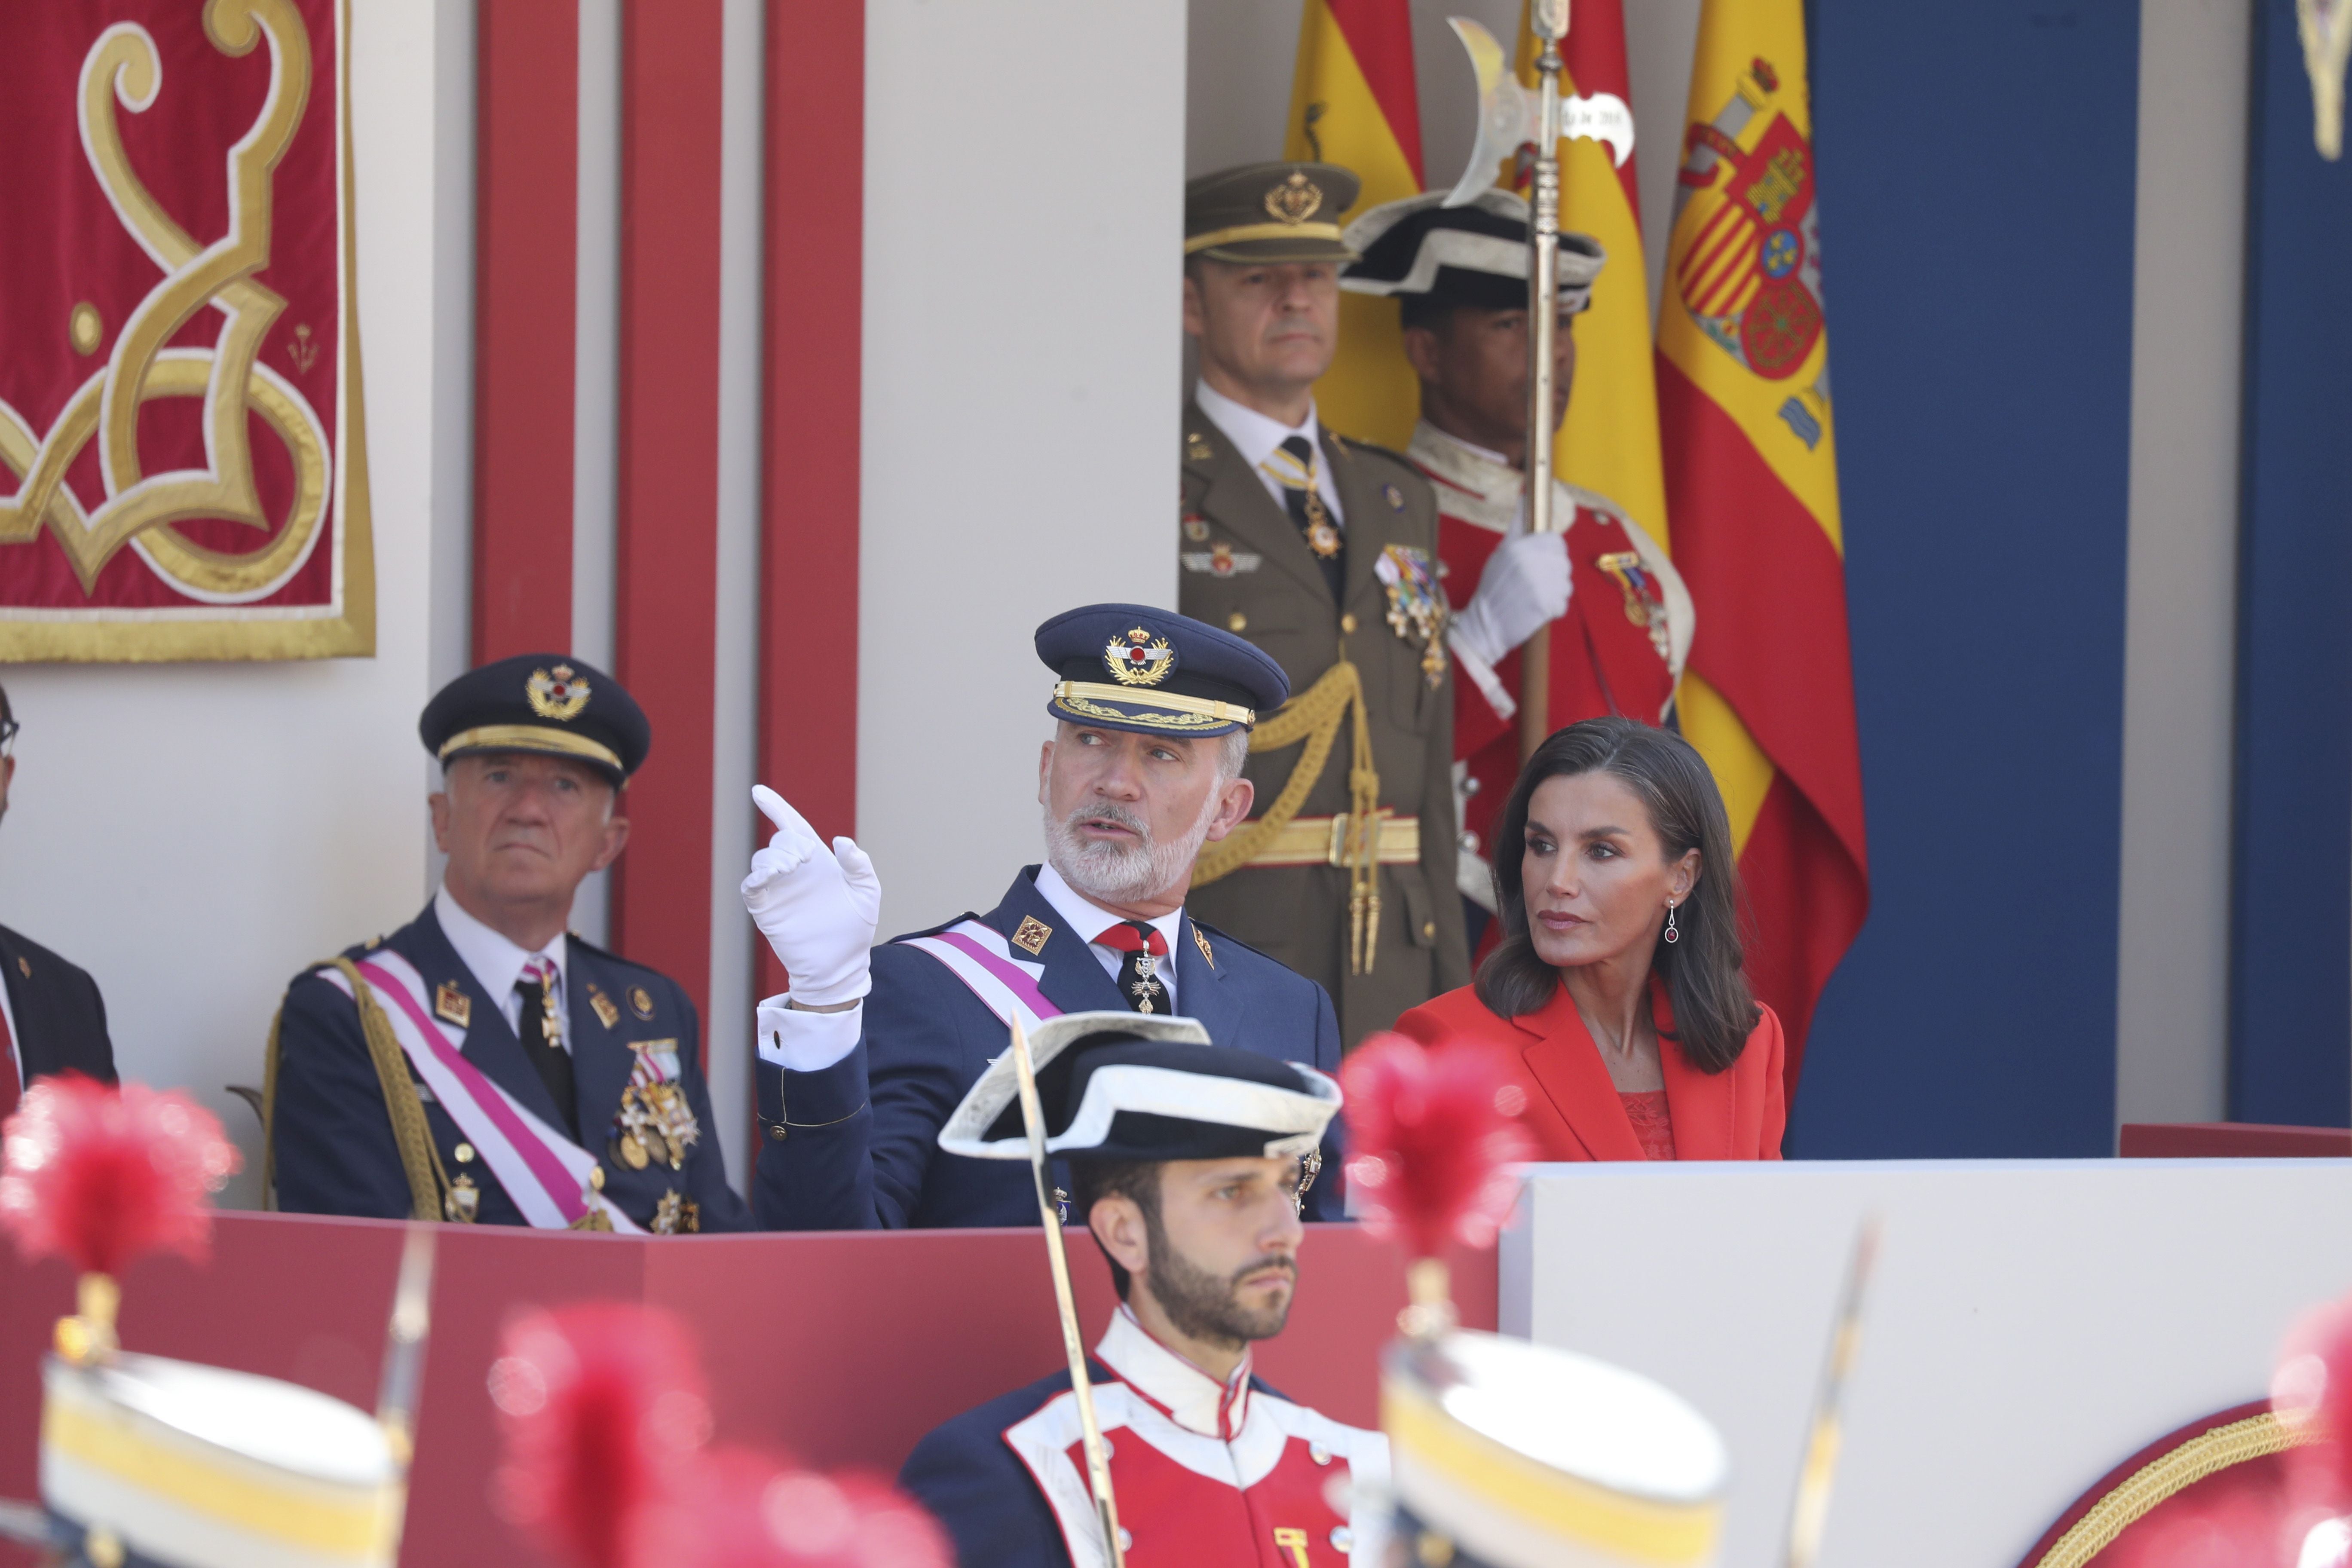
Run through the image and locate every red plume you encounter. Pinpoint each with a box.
[0,1073,239,1276]
[1341,1032,1536,1258]
[489,1303,713,1568]
[649,1447,954,1568]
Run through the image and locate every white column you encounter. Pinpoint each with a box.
[2113,0,2250,1129]
[857,0,1190,937]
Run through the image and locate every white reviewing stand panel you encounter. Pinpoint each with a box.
[1500,1160,2352,1568]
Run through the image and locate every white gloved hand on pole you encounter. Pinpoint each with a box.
[1447,528,1574,669]
[741,784,881,1008]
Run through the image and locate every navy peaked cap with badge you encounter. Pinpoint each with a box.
[1340,188,1605,316]
[420,652,650,786]
[937,1011,1342,1165]
[1037,603,1289,740]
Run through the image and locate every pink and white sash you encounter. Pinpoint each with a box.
[320,950,644,1233]
[898,920,1066,1036]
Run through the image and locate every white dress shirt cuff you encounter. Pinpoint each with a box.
[755,995,864,1073]
[1446,630,1517,721]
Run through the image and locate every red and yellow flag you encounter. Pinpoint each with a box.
[1656,2,1867,1088]
[1284,0,1422,447]
[1514,0,1669,546]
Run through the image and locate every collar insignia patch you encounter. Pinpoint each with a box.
[526,663,591,721]
[587,983,621,1029]
[1186,430,1214,462]
[1192,925,1216,968]
[434,980,472,1028]
[1103,627,1176,687]
[1011,916,1052,956]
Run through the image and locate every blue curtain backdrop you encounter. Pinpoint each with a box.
[1786,2,2140,1156]
[2229,0,2352,1128]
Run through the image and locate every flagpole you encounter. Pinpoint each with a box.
[1009,1016,1127,1568]
[1519,0,1569,763]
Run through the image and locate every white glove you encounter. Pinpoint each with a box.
[1448,528,1572,668]
[741,784,881,1008]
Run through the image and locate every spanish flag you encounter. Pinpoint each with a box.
[1656,2,1867,1090]
[1513,0,1670,548]
[1284,0,1423,447]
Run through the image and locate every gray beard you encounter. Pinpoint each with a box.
[1042,793,1217,907]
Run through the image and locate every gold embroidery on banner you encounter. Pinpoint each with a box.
[0,0,374,662]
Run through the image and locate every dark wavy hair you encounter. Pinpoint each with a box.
[1473,717,1759,1072]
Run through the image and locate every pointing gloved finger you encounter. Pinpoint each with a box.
[751,784,817,845]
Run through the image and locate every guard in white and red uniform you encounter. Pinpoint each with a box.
[1339,192,1694,947]
[899,1013,1384,1567]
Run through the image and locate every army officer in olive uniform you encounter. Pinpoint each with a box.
[1177,161,1489,1044]
[268,655,751,1234]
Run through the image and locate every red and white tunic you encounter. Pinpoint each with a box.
[1002,1308,1388,1568]
[1411,421,1694,916]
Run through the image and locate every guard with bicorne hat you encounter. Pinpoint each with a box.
[899,1012,1387,1567]
[1340,190,1694,951]
[266,652,751,1234]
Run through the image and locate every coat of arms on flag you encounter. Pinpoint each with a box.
[0,0,371,662]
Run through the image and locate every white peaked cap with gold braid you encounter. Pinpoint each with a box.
[1381,1329,1730,1568]
[42,1351,403,1568]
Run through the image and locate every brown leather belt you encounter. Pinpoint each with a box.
[1238,812,1420,869]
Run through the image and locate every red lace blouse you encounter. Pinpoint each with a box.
[1618,1090,1677,1161]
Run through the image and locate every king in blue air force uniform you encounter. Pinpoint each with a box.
[745,604,1345,1229]
[268,654,750,1234]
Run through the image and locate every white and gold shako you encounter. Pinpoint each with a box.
[937,1011,1340,1164]
[418,651,650,787]
[1038,602,1289,739]
[1381,1329,1729,1568]
[41,1351,404,1568]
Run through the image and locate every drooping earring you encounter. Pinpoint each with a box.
[1662,901,1680,945]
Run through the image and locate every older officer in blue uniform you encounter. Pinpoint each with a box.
[269,655,750,1233]
[745,604,1345,1229]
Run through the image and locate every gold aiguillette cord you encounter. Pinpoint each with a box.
[1010,1015,1126,1568]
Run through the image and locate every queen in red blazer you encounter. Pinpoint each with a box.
[1397,717,1784,1161]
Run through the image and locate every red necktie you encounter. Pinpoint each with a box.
[1093,922,1171,1016]
[0,999,20,1120]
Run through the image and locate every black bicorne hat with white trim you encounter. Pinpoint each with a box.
[1339,189,1605,315]
[937,1011,1341,1164]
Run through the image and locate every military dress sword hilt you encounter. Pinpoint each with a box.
[1009,1016,1127,1568]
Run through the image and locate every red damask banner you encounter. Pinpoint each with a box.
[0,0,370,661]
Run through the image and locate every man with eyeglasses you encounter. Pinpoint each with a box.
[0,682,118,1112]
